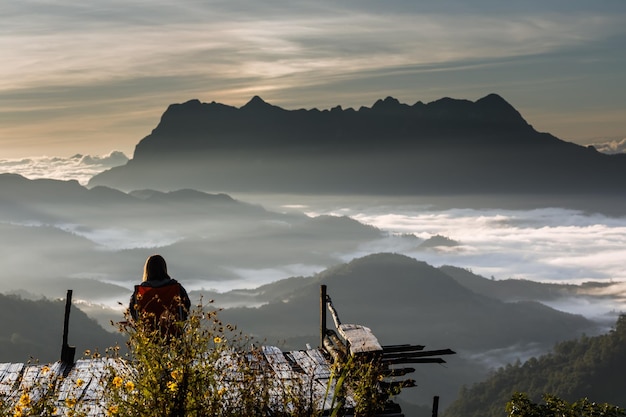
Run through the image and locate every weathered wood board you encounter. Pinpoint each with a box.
[338,323,383,354]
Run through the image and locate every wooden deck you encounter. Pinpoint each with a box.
[0,285,455,416]
[0,359,121,416]
[0,347,362,416]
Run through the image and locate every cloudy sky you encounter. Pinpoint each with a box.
[2,0,625,158]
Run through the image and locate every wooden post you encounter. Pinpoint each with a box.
[61,289,76,365]
[432,396,440,417]
[320,285,327,349]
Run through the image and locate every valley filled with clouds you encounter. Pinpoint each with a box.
[0,151,128,185]
[1,166,625,329]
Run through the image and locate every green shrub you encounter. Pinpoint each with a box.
[506,392,625,417]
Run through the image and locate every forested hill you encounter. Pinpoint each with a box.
[443,315,626,417]
[0,293,124,363]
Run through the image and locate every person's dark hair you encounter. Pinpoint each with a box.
[142,254,171,282]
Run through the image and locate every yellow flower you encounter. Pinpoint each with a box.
[41,365,50,374]
[13,404,24,417]
[76,378,85,387]
[112,376,123,389]
[65,397,77,408]
[124,380,135,391]
[217,387,227,397]
[107,405,119,415]
[166,381,178,392]
[213,336,222,344]
[18,393,31,407]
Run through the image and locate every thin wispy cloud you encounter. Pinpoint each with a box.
[3,10,620,91]
[2,1,625,156]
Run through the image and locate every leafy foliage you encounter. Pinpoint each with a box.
[103,301,390,417]
[106,302,305,416]
[506,392,624,417]
[444,315,626,417]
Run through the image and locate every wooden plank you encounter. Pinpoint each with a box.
[261,347,335,414]
[57,359,93,400]
[382,348,456,360]
[382,344,425,353]
[265,348,358,413]
[263,345,298,379]
[298,350,346,411]
[306,349,333,378]
[0,363,24,396]
[0,363,15,395]
[0,362,10,378]
[56,359,121,417]
[17,364,49,402]
[382,357,448,365]
[338,324,382,354]
[290,350,331,379]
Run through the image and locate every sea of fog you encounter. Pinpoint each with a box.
[0,152,128,185]
[239,194,626,283]
[231,193,626,323]
[71,198,626,324]
[2,154,626,323]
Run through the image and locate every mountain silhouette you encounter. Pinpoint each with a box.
[88,94,626,206]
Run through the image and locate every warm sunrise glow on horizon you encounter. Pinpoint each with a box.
[1,1,625,159]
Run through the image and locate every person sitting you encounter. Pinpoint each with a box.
[129,254,191,336]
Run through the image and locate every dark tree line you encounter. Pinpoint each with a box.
[444,315,626,417]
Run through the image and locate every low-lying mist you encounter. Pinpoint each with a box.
[2,187,625,331]
[0,152,128,185]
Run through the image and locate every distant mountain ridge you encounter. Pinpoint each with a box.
[89,94,626,202]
